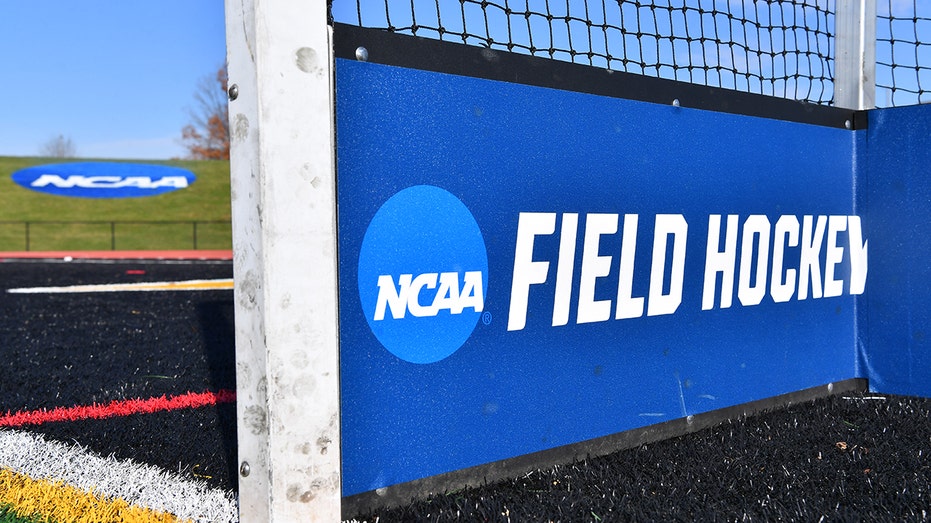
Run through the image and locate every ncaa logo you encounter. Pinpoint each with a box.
[358,185,488,364]
[11,162,195,199]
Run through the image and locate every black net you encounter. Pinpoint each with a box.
[331,0,836,105]
[876,0,931,106]
[331,1,931,108]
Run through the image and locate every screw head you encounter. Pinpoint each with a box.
[240,461,251,477]
[228,84,239,101]
[355,46,369,62]
[672,98,681,107]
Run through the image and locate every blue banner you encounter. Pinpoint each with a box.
[336,58,865,496]
[857,105,931,396]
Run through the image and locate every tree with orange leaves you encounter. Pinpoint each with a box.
[181,65,230,160]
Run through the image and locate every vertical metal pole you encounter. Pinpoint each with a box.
[225,0,340,521]
[835,0,877,110]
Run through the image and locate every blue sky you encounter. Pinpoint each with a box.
[0,1,226,160]
[2,1,923,162]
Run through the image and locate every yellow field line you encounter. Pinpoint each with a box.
[7,279,234,294]
[0,467,187,523]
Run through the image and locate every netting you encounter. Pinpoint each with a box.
[331,1,931,108]
[876,0,931,106]
[331,0,836,104]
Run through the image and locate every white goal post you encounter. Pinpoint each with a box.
[225,0,341,521]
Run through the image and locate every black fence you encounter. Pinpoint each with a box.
[0,221,231,251]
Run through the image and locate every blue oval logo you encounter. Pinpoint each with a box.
[11,162,196,199]
[358,185,488,364]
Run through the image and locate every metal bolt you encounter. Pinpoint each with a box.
[228,84,239,101]
[355,46,369,62]
[845,119,852,130]
[240,461,251,477]
[672,98,680,107]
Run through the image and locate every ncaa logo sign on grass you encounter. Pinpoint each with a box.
[358,185,488,364]
[12,162,195,199]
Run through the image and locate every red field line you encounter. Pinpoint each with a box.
[0,390,237,428]
[0,250,233,260]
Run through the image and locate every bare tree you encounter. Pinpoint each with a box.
[181,65,230,160]
[40,134,77,158]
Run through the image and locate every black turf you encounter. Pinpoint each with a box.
[0,260,237,492]
[3,260,931,521]
[351,393,931,521]
[0,261,235,410]
[29,406,238,492]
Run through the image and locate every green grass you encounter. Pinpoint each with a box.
[0,505,46,523]
[0,157,231,251]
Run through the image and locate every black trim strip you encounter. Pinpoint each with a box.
[342,378,868,516]
[334,23,864,130]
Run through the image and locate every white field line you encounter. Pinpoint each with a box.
[6,278,234,294]
[0,429,238,522]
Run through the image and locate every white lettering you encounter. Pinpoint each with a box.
[823,216,847,298]
[737,215,771,307]
[458,271,485,313]
[799,215,827,300]
[577,214,618,324]
[375,272,485,320]
[374,274,412,320]
[31,174,80,188]
[407,273,439,317]
[432,272,460,315]
[149,176,189,188]
[552,214,578,327]
[848,216,869,295]
[507,213,556,331]
[702,215,739,310]
[770,215,800,303]
[615,214,644,319]
[30,174,187,190]
[506,211,869,329]
[647,214,687,316]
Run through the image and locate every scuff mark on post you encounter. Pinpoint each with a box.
[243,405,267,435]
[295,47,319,75]
[232,114,250,142]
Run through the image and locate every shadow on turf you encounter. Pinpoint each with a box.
[197,299,239,491]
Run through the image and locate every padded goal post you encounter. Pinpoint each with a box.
[226,1,931,520]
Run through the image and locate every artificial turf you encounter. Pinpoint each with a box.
[0,260,237,494]
[348,392,931,521]
[0,506,44,523]
[4,260,931,521]
[27,405,238,492]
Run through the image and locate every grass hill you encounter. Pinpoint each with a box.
[0,157,231,251]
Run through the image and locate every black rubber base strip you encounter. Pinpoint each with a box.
[334,23,864,130]
[343,377,868,515]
